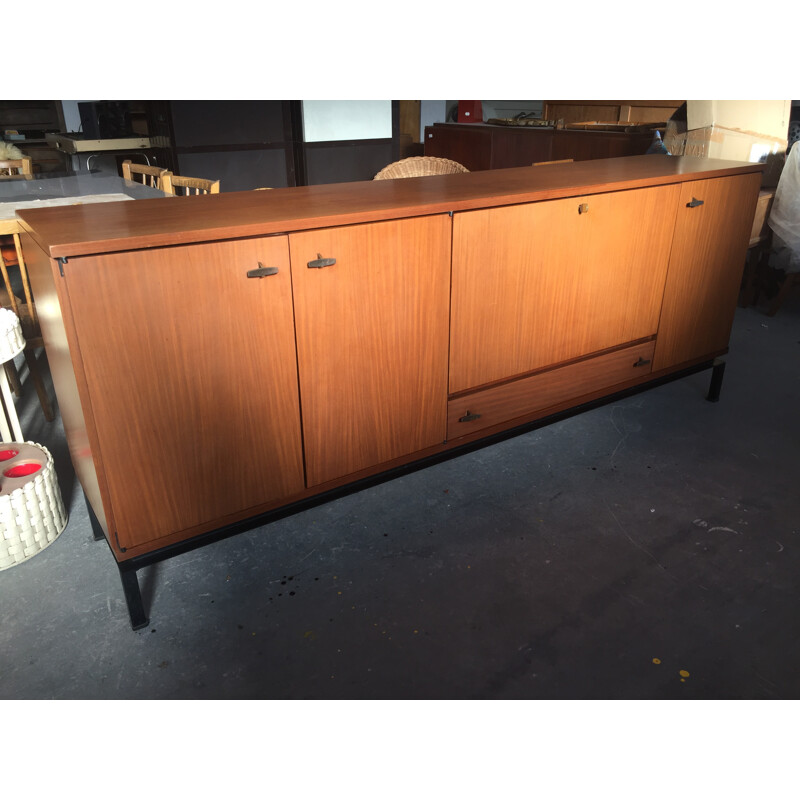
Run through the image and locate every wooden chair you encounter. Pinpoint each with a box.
[0,234,55,421]
[738,189,775,308]
[0,156,36,401]
[533,159,574,165]
[0,157,33,177]
[162,174,220,196]
[121,159,170,189]
[373,156,469,180]
[767,271,800,315]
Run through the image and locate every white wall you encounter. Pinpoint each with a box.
[686,100,791,139]
[420,101,447,139]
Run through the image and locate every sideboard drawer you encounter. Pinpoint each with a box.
[447,340,656,439]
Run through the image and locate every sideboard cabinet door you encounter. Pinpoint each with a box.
[63,236,305,550]
[290,215,452,487]
[653,172,763,371]
[449,183,681,394]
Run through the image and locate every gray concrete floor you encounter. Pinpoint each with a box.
[1,294,798,699]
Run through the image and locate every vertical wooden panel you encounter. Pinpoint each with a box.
[653,172,762,371]
[290,216,451,486]
[64,236,305,549]
[450,184,681,393]
[21,233,115,539]
[398,100,422,157]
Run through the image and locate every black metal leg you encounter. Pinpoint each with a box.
[706,358,726,402]
[84,493,105,541]
[119,567,150,630]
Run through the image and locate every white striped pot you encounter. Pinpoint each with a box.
[0,442,68,571]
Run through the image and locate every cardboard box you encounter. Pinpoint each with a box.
[666,124,786,187]
[686,100,790,140]
[664,101,791,187]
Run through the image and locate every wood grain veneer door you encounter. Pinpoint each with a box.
[449,184,681,393]
[653,172,762,371]
[290,215,451,487]
[64,236,305,550]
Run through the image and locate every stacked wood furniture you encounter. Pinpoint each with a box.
[16,156,762,629]
[541,100,681,125]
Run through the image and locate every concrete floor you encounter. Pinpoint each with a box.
[1,294,798,700]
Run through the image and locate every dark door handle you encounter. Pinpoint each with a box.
[633,357,651,367]
[247,262,279,278]
[458,410,482,423]
[687,197,704,208]
[308,254,336,269]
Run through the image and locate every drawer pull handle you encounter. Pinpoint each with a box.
[578,203,589,214]
[308,253,336,269]
[458,410,482,423]
[687,197,704,208]
[247,262,279,278]
[633,357,651,367]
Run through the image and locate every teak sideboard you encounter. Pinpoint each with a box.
[17,155,763,629]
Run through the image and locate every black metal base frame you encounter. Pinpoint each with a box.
[91,357,726,630]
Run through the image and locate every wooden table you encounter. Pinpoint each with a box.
[17,156,763,629]
[1,172,167,242]
[1,173,168,419]
[45,133,165,173]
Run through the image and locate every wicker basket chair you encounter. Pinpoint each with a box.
[373,156,469,180]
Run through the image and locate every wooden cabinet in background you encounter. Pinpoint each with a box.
[424,123,655,171]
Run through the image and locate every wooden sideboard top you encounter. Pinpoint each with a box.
[18,156,763,259]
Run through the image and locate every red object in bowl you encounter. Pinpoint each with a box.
[3,462,42,478]
[0,449,20,461]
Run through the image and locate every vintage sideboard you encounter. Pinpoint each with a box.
[17,155,763,628]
